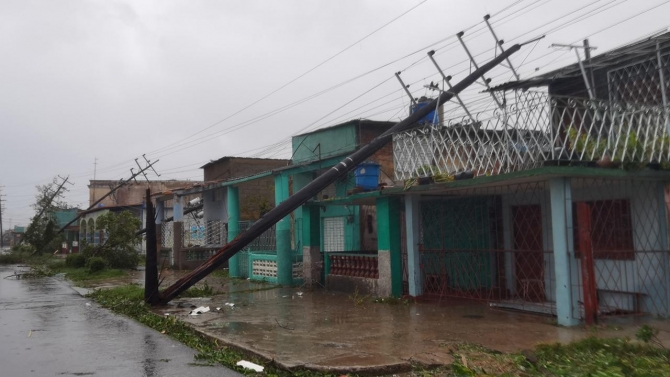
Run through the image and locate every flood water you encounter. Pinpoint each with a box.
[0,265,241,377]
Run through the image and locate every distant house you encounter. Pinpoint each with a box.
[54,208,80,253]
[200,157,289,221]
[153,157,288,270]
[88,179,199,208]
[78,204,143,252]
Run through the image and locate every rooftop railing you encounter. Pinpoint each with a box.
[393,91,670,180]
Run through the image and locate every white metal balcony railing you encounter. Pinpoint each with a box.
[182,220,227,248]
[393,91,670,180]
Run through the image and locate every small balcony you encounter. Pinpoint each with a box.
[393,91,670,180]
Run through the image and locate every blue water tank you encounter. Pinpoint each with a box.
[354,162,381,191]
[411,100,438,125]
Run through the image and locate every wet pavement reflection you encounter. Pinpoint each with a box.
[0,265,241,377]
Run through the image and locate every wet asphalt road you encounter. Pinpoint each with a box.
[0,265,241,377]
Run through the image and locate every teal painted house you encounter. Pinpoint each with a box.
[55,208,80,253]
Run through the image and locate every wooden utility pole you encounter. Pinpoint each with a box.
[158,41,527,304]
[0,187,5,249]
[144,189,159,304]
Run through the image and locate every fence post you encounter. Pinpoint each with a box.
[405,194,422,296]
[550,178,580,326]
[275,174,293,285]
[377,196,402,297]
[227,186,240,277]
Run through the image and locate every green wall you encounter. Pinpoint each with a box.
[291,123,357,164]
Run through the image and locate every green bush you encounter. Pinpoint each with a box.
[0,251,32,264]
[65,253,87,268]
[86,257,107,273]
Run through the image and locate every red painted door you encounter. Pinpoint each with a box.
[512,205,545,302]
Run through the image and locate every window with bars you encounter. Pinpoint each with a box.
[573,199,635,260]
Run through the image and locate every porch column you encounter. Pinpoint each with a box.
[275,173,292,285]
[227,186,241,277]
[405,194,422,296]
[550,178,580,326]
[377,196,402,297]
[173,195,184,270]
[156,200,165,224]
[302,205,321,287]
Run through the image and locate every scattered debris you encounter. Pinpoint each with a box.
[28,330,32,338]
[296,291,303,297]
[275,318,295,331]
[85,303,91,307]
[236,360,264,372]
[224,302,235,308]
[164,313,170,316]
[216,307,221,311]
[189,306,210,315]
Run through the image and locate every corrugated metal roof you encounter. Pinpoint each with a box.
[489,29,670,92]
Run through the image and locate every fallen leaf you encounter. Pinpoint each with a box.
[28,330,32,338]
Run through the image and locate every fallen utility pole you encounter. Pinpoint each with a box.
[158,42,524,304]
[20,176,70,246]
[135,203,203,236]
[30,162,159,255]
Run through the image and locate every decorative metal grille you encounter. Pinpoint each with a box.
[394,91,670,180]
[570,178,670,318]
[182,220,227,248]
[608,53,670,106]
[418,181,557,315]
[239,221,276,251]
[323,217,345,252]
[414,177,670,319]
[160,223,173,249]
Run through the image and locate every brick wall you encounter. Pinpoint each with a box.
[202,158,288,221]
[359,125,395,184]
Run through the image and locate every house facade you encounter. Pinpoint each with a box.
[154,157,288,270]
[152,32,670,327]
[362,31,670,326]
[79,205,143,252]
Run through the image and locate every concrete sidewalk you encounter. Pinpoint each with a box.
[151,277,670,374]
[83,270,670,374]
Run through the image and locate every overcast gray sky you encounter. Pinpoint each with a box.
[2,0,669,226]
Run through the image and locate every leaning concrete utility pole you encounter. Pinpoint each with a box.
[159,42,527,304]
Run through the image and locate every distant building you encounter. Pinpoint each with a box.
[88,180,199,208]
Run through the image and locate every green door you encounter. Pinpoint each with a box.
[421,198,492,291]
